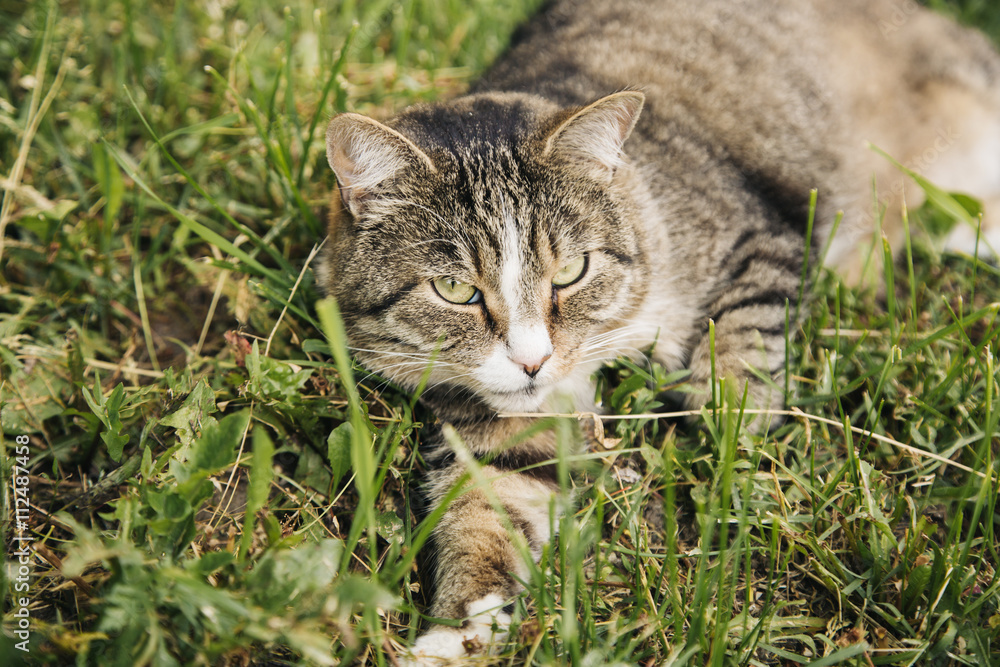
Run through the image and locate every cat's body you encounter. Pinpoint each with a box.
[320,0,1000,661]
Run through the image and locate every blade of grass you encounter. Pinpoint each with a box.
[296,23,359,189]
[882,234,897,343]
[121,86,297,276]
[282,7,299,131]
[901,199,917,328]
[103,139,291,288]
[129,236,161,372]
[812,210,843,283]
[316,298,377,573]
[206,65,320,235]
[796,189,817,318]
[0,1,68,266]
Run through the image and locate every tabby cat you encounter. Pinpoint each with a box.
[319,0,1000,661]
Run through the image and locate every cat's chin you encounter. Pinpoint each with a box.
[481,387,551,414]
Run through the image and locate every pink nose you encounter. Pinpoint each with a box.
[513,354,551,379]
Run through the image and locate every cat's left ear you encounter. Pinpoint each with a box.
[544,91,645,181]
[326,113,436,216]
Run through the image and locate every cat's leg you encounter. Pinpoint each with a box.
[406,425,559,664]
[684,229,802,427]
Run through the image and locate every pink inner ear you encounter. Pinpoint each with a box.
[326,118,401,215]
[330,143,356,184]
[330,142,364,202]
[326,114,437,215]
[329,138,368,215]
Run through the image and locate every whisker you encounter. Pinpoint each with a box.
[373,361,457,376]
[348,346,437,362]
[580,331,652,352]
[578,346,648,364]
[426,372,479,393]
[582,323,655,346]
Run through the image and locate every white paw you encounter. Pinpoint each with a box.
[401,627,501,666]
[401,595,511,665]
[405,629,472,665]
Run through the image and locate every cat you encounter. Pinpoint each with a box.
[319,0,1000,661]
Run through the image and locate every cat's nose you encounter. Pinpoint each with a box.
[507,324,553,378]
[514,354,551,379]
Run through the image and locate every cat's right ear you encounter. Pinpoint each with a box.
[326,114,436,216]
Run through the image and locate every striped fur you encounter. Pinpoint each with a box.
[320,0,1000,661]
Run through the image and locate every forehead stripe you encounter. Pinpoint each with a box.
[499,211,522,319]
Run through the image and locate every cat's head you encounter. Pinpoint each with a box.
[320,91,648,414]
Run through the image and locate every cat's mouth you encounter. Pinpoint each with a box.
[470,347,564,413]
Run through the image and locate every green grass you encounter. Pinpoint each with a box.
[2,1,1000,665]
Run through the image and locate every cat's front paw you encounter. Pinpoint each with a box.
[401,596,511,665]
[401,626,506,666]
[401,629,482,665]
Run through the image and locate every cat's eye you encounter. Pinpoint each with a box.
[433,277,482,304]
[552,254,588,288]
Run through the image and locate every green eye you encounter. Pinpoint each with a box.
[433,277,482,304]
[553,254,588,287]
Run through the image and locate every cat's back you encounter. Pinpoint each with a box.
[480,0,996,142]
[478,0,1000,272]
[479,0,824,104]
[478,0,846,233]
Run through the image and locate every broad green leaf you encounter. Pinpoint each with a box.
[162,494,192,520]
[903,564,932,614]
[327,421,353,490]
[186,550,235,576]
[247,427,275,514]
[250,355,313,401]
[240,427,276,561]
[1,370,68,433]
[160,379,219,454]
[80,380,130,461]
[173,410,250,483]
[610,373,647,411]
[376,510,404,547]
[248,538,344,608]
